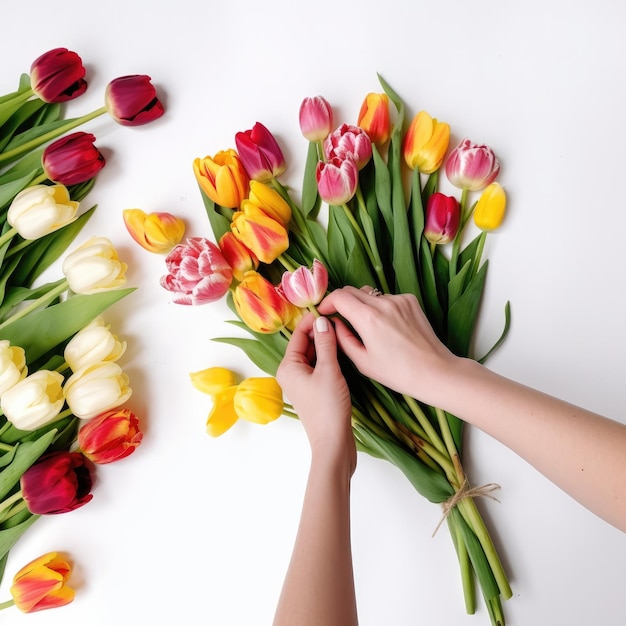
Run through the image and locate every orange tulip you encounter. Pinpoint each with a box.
[231,204,289,265]
[357,92,391,147]
[403,111,450,174]
[218,232,259,282]
[193,149,250,209]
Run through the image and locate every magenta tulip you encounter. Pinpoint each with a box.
[299,96,334,141]
[235,122,286,182]
[424,192,460,245]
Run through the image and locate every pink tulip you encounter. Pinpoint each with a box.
[299,96,334,141]
[235,122,286,182]
[444,138,500,191]
[316,155,359,205]
[424,193,460,245]
[160,237,233,305]
[281,259,329,308]
[323,123,372,169]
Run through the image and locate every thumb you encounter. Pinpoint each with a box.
[312,315,339,369]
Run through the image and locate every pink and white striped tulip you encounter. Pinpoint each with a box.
[444,138,500,191]
[299,96,334,141]
[316,155,359,206]
[323,123,372,170]
[281,259,329,308]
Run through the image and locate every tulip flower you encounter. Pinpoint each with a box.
[424,192,460,245]
[445,138,500,191]
[0,340,27,396]
[0,370,65,430]
[234,377,283,425]
[316,154,359,205]
[193,149,250,209]
[205,385,239,436]
[323,123,372,170]
[77,408,143,464]
[218,232,259,282]
[357,93,391,147]
[6,184,79,241]
[9,552,75,613]
[41,132,106,186]
[104,74,164,126]
[246,180,292,227]
[474,182,507,231]
[63,361,132,420]
[235,122,286,182]
[231,204,290,265]
[190,367,238,395]
[233,270,297,334]
[62,236,127,294]
[160,237,233,305]
[403,111,451,174]
[30,47,87,103]
[21,452,93,515]
[63,316,127,372]
[123,208,185,253]
[281,259,329,308]
[299,96,334,141]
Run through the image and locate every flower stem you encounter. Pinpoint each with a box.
[0,227,17,250]
[0,489,23,516]
[403,395,448,456]
[0,279,68,330]
[0,599,15,610]
[449,188,469,280]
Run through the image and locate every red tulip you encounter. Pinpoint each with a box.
[30,48,87,103]
[105,75,164,127]
[424,192,460,245]
[42,132,105,185]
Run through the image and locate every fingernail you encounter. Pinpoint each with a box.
[315,316,329,333]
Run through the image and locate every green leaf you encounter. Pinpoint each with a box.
[0,171,38,210]
[200,187,231,242]
[0,278,66,323]
[212,337,282,376]
[302,141,321,218]
[0,515,39,568]
[478,301,512,364]
[371,144,394,236]
[419,237,444,337]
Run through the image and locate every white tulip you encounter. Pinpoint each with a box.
[0,340,27,396]
[64,316,127,372]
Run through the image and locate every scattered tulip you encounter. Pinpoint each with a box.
[357,92,391,147]
[205,385,239,436]
[7,184,79,240]
[78,408,143,464]
[233,377,283,425]
[190,367,238,396]
[123,208,185,253]
[235,122,286,182]
[104,74,164,127]
[30,47,87,103]
[63,361,132,420]
[41,132,106,186]
[323,123,372,170]
[218,232,259,282]
[299,96,334,141]
[62,236,127,294]
[233,270,297,334]
[246,180,292,227]
[424,192,460,245]
[192,149,250,209]
[281,259,329,308]
[316,154,359,205]
[231,204,290,265]
[63,316,127,373]
[21,452,93,515]
[9,552,75,613]
[0,370,65,430]
[445,138,500,191]
[160,237,233,305]
[474,182,507,231]
[0,340,27,396]
[403,111,451,174]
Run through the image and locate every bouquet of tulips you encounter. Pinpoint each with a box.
[0,47,163,615]
[165,75,511,624]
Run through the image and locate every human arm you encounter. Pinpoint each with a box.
[272,313,358,626]
[318,286,626,532]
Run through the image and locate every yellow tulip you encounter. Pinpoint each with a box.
[473,182,506,231]
[234,377,283,425]
[123,208,185,253]
[206,385,239,437]
[403,111,450,174]
[190,367,238,396]
[193,149,250,209]
[246,180,292,227]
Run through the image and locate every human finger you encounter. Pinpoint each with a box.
[310,316,340,370]
[281,313,315,365]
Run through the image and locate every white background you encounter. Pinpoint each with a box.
[1,1,625,624]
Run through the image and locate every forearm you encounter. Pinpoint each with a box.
[273,453,358,626]
[432,358,626,531]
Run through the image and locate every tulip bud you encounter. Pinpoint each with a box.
[21,452,93,515]
[63,362,132,420]
[62,236,127,294]
[0,340,27,396]
[160,237,233,305]
[63,316,127,372]
[234,377,283,425]
[7,184,79,240]
[230,204,289,265]
[316,154,359,205]
[42,132,106,186]
[299,96,334,141]
[247,180,292,227]
[474,182,507,231]
[0,370,65,430]
[357,93,391,147]
[190,367,238,396]
[218,232,259,282]
[445,138,500,191]
[281,259,329,308]
[324,123,372,170]
[192,149,250,209]
[10,552,75,613]
[403,111,450,174]
[123,208,185,253]
[235,122,286,182]
[30,47,87,103]
[105,75,164,126]
[424,192,460,245]
[78,408,143,464]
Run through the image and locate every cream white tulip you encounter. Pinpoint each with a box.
[63,361,132,419]
[62,236,128,294]
[0,340,27,396]
[1,370,65,430]
[7,184,79,240]
[64,316,127,372]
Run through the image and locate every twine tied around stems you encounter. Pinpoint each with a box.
[432,479,501,537]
